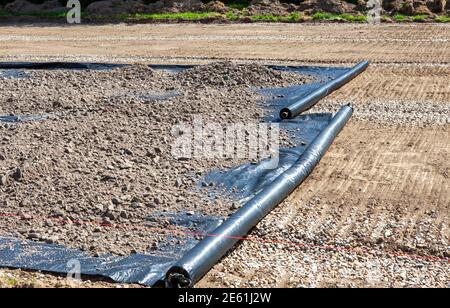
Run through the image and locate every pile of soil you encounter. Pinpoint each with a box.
[383,0,448,16]
[0,62,312,256]
[247,0,297,16]
[177,61,314,88]
[148,0,206,13]
[85,0,206,16]
[247,0,448,17]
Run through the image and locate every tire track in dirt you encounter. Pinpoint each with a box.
[328,66,450,103]
[1,24,449,65]
[286,124,448,255]
[213,122,450,286]
[2,35,449,43]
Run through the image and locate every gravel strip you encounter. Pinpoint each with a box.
[310,100,450,127]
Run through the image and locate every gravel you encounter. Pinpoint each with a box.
[310,99,450,126]
[202,195,449,288]
[177,61,314,88]
[0,62,312,256]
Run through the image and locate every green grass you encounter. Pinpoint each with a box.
[393,14,410,22]
[339,13,367,22]
[225,11,241,21]
[132,12,221,21]
[249,13,305,22]
[1,7,447,24]
[435,15,450,23]
[412,14,429,22]
[283,12,303,22]
[393,13,450,23]
[132,11,305,23]
[312,12,367,22]
[250,14,279,22]
[312,12,334,20]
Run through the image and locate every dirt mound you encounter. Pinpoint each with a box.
[148,0,205,13]
[427,0,447,12]
[86,0,147,16]
[382,0,447,15]
[177,61,314,88]
[299,0,357,14]
[205,0,228,13]
[109,63,159,79]
[245,0,446,16]
[248,0,295,16]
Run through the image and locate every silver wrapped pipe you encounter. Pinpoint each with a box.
[280,61,368,119]
[166,104,354,288]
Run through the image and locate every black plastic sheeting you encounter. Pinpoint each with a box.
[203,113,333,203]
[166,105,353,287]
[0,237,176,286]
[0,62,126,70]
[0,69,28,79]
[0,62,194,73]
[0,62,356,287]
[0,212,223,286]
[279,61,369,119]
[202,65,351,203]
[0,114,48,123]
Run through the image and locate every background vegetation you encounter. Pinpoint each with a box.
[0,0,357,8]
[0,0,448,23]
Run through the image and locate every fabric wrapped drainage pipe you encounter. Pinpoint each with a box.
[280,61,369,119]
[165,104,354,288]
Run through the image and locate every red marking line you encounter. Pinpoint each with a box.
[0,212,448,263]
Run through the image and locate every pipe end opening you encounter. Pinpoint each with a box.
[280,108,292,120]
[165,266,192,288]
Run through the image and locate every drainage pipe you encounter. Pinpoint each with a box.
[279,61,368,119]
[165,104,354,288]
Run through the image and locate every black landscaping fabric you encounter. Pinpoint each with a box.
[0,62,351,286]
[0,212,223,286]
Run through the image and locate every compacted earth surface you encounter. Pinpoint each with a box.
[0,23,448,288]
